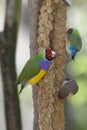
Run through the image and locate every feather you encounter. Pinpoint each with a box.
[17,55,42,84]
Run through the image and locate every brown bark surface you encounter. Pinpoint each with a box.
[29,0,42,130]
[29,0,67,130]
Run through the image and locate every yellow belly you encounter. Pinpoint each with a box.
[28,69,46,85]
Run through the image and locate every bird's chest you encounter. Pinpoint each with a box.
[28,69,46,85]
[28,60,51,85]
[66,44,72,56]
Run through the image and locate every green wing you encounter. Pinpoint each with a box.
[17,55,42,84]
[69,34,82,52]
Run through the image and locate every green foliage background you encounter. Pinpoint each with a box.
[66,0,87,129]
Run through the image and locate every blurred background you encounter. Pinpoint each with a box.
[0,0,87,130]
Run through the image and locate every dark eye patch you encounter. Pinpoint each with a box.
[67,28,73,34]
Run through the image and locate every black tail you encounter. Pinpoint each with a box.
[18,83,26,95]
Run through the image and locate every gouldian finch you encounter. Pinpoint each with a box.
[66,28,82,60]
[17,48,56,94]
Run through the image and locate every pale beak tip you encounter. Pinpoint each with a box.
[52,51,56,58]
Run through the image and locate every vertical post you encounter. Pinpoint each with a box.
[29,0,67,130]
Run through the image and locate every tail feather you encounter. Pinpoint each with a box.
[18,82,26,95]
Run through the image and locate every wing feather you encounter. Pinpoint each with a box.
[17,55,42,84]
[69,34,82,51]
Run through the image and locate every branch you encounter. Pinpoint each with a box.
[0,0,22,130]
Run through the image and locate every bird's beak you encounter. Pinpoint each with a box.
[52,51,56,58]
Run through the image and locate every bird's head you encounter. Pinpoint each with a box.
[39,48,56,61]
[66,28,80,36]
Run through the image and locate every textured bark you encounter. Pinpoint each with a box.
[29,0,42,130]
[0,0,22,130]
[29,0,67,130]
[38,1,67,130]
[29,0,42,56]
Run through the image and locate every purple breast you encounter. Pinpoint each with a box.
[40,60,51,71]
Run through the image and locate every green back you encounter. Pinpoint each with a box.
[68,30,82,52]
[17,55,42,84]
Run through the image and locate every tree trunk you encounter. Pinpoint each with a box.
[29,0,42,130]
[0,0,22,130]
[29,0,67,130]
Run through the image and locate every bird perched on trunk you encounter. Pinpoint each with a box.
[66,28,82,60]
[17,48,56,95]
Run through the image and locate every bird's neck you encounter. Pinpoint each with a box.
[38,50,47,60]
